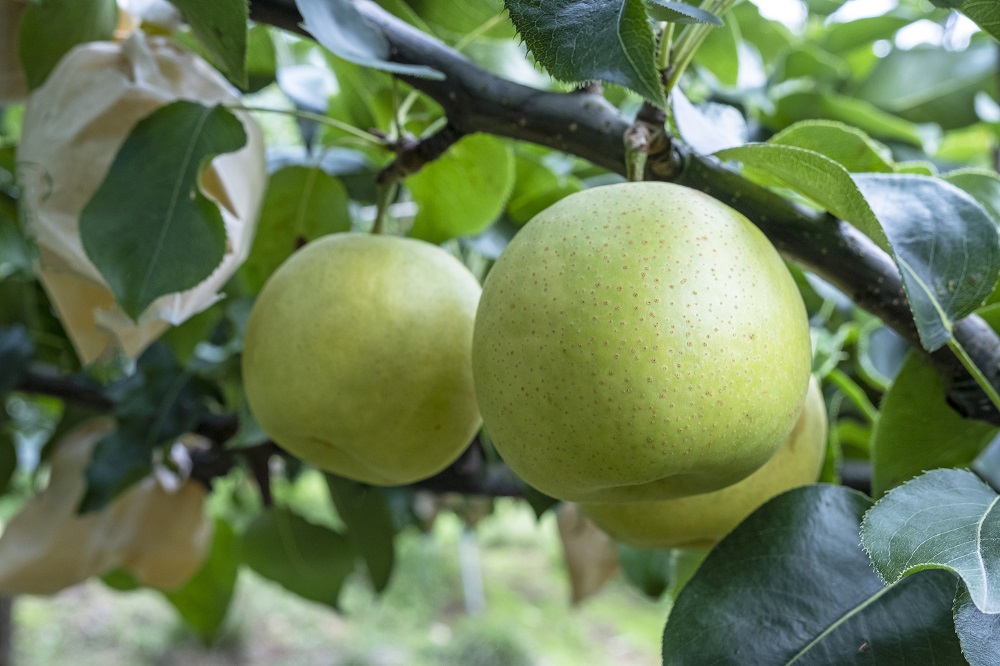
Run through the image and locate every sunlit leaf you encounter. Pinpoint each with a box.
[240,166,351,292]
[646,0,722,25]
[407,134,515,243]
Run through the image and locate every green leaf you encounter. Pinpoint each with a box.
[770,90,934,147]
[164,519,239,644]
[853,43,998,130]
[325,474,396,592]
[0,324,33,395]
[954,585,1000,666]
[18,0,117,90]
[715,143,1000,351]
[773,45,850,86]
[296,0,445,80]
[870,304,1000,497]
[821,16,913,54]
[503,0,666,106]
[862,468,1000,614]
[616,544,670,598]
[79,101,247,322]
[662,485,967,665]
[407,134,515,243]
[240,507,356,609]
[942,168,1000,225]
[769,120,894,173]
[692,13,740,87]
[928,0,1000,45]
[646,0,722,25]
[854,173,1000,351]
[405,0,514,40]
[506,154,584,226]
[167,0,248,87]
[240,166,351,292]
[730,2,793,66]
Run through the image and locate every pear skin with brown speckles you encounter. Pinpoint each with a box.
[472,182,812,502]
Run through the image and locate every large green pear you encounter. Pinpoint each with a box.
[581,376,827,549]
[473,182,812,502]
[242,233,482,485]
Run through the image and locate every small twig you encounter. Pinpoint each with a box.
[375,123,465,185]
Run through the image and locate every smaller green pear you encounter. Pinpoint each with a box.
[241,233,482,485]
[581,376,827,549]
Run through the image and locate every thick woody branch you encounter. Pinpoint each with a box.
[251,0,1000,426]
[376,123,464,184]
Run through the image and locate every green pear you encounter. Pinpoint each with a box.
[473,182,812,502]
[242,233,482,485]
[581,376,827,549]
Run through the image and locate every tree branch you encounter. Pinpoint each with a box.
[250,0,1000,426]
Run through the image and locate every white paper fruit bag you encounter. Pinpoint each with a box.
[17,31,265,364]
[0,418,213,594]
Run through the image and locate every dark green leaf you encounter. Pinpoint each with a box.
[0,324,33,395]
[972,434,1000,492]
[18,0,117,90]
[616,544,670,598]
[240,507,356,608]
[954,585,1000,666]
[942,169,1000,225]
[853,43,998,130]
[240,166,351,292]
[296,0,444,80]
[928,1,1000,45]
[504,0,666,106]
[325,474,396,592]
[646,0,722,25]
[80,101,247,321]
[165,519,239,644]
[662,485,967,665]
[768,120,894,173]
[81,345,210,512]
[167,0,248,87]
[407,134,514,243]
[855,173,1000,350]
[870,303,1000,497]
[862,468,1000,614]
